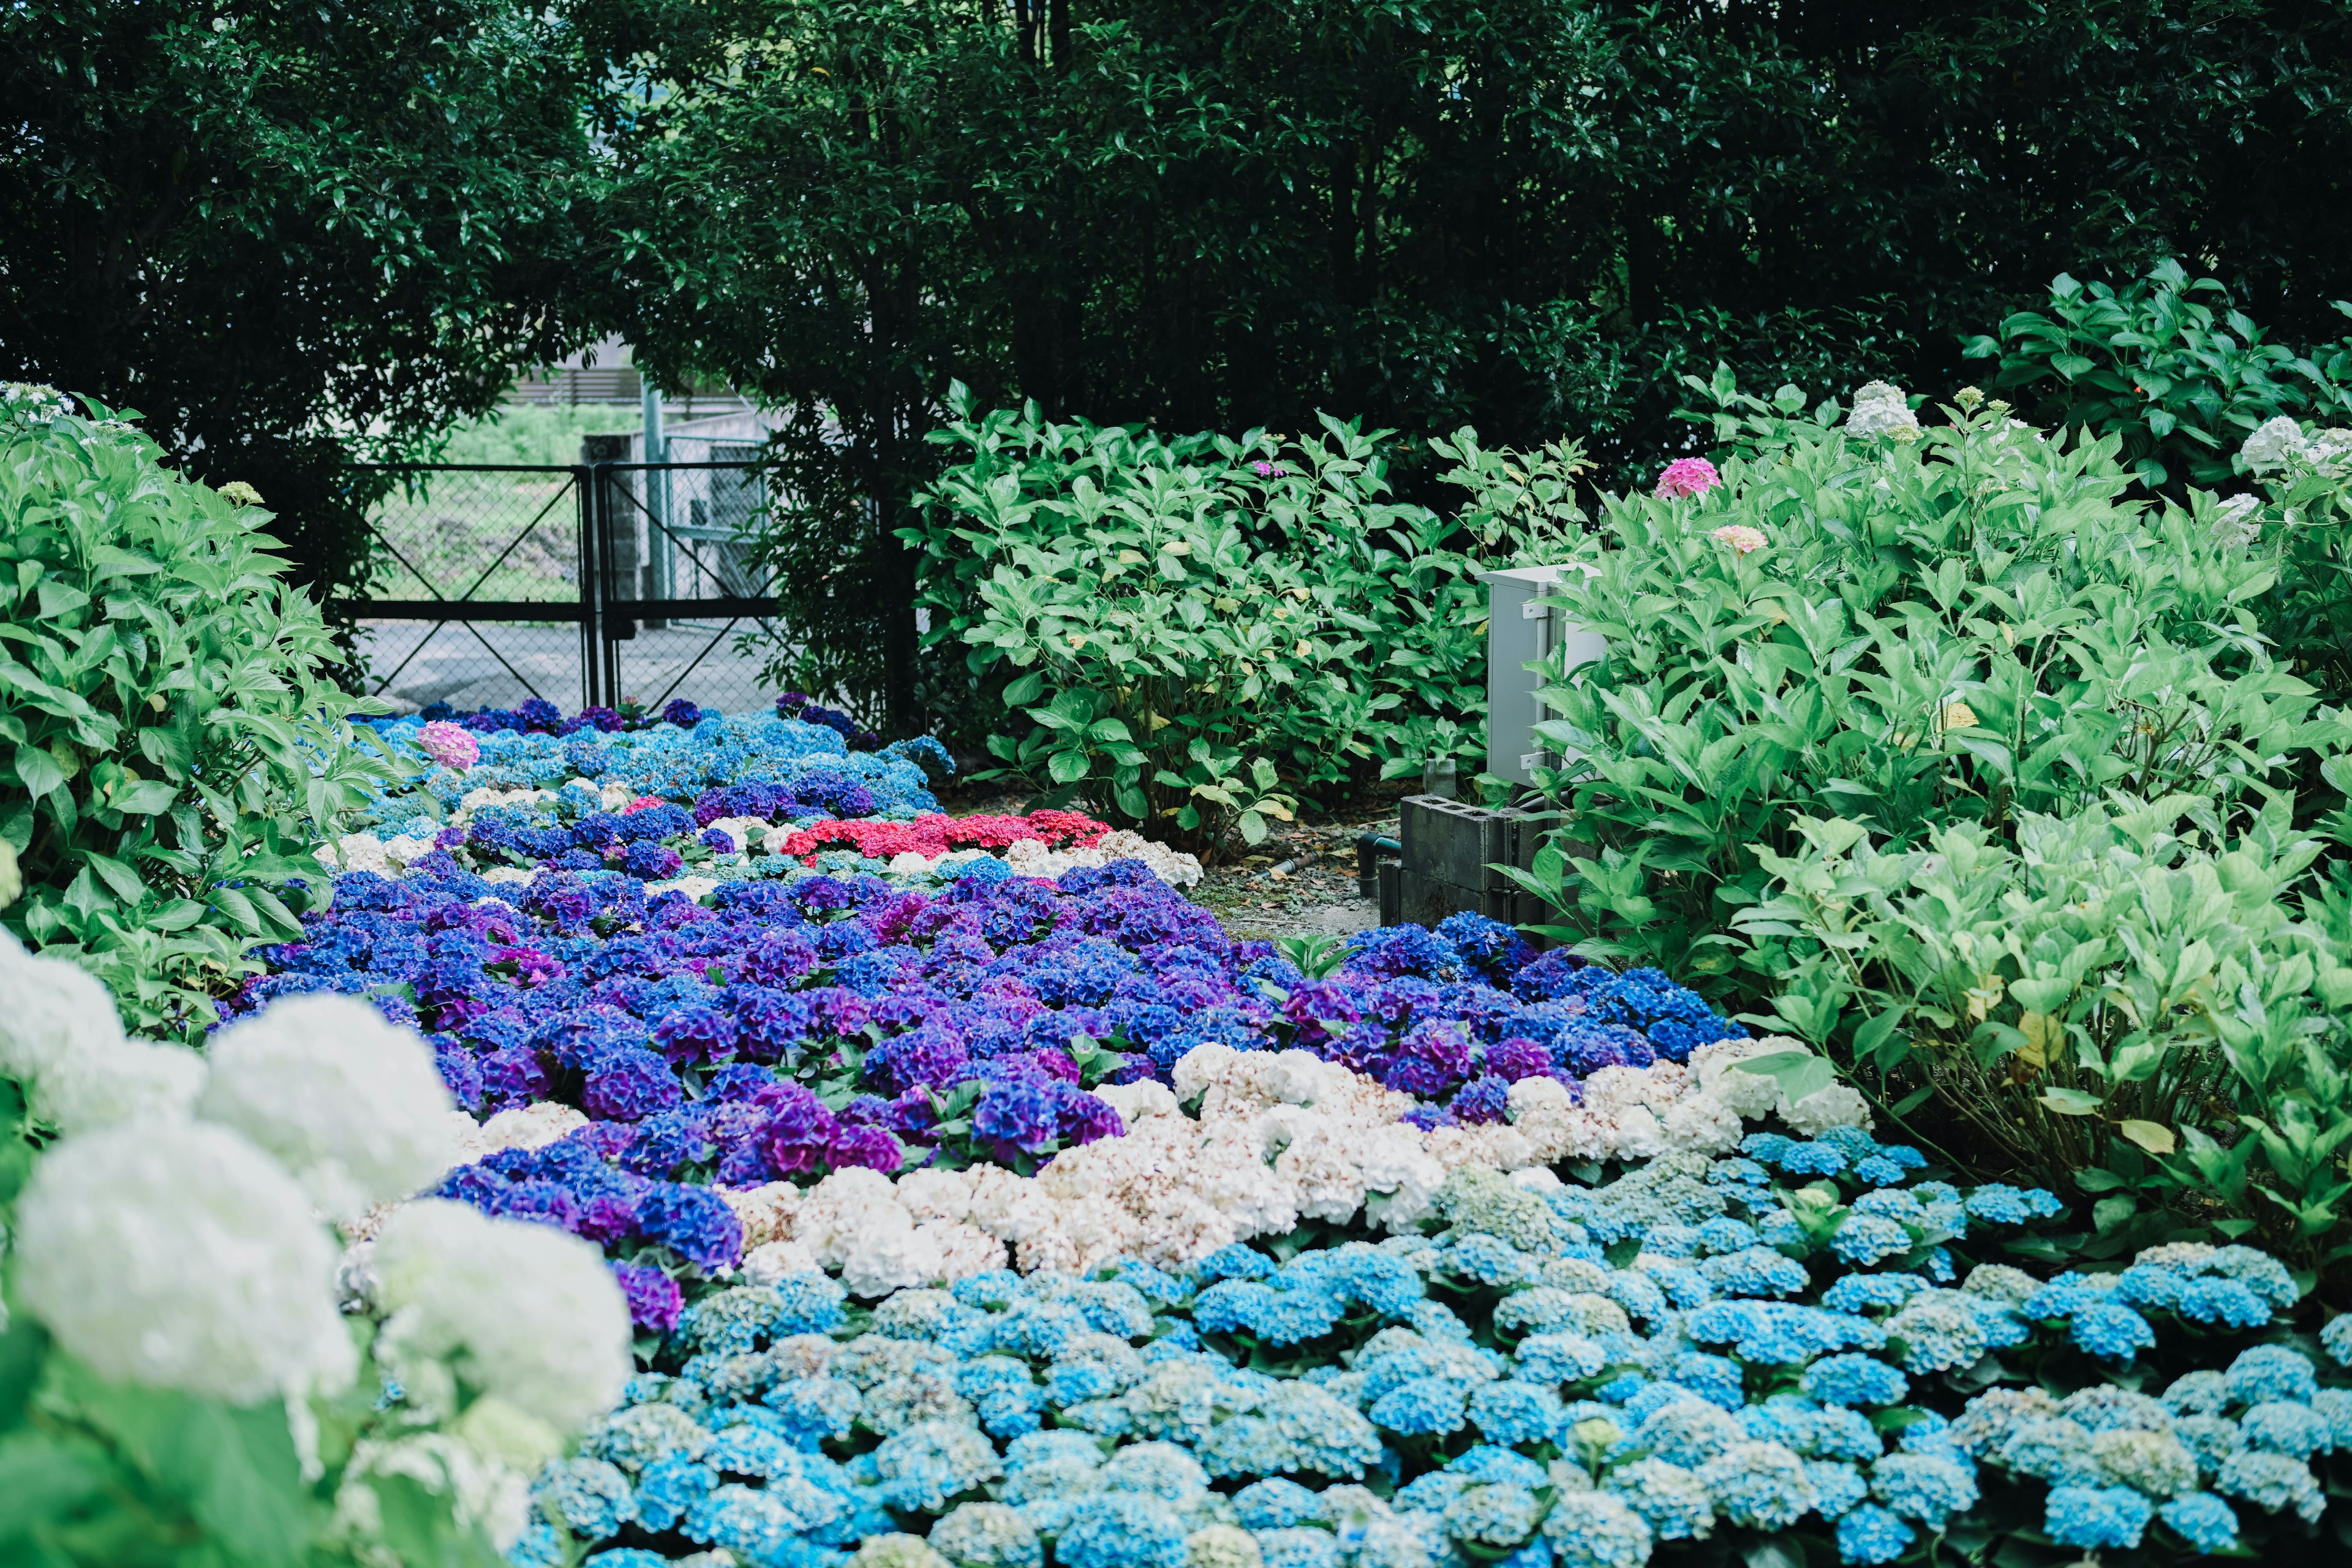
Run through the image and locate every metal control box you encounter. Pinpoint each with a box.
[1478,564,1605,790]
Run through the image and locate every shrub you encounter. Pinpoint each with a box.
[1508,375,2352,995]
[0,386,405,1035]
[0,946,631,1568]
[1962,257,2352,492]
[1733,802,2352,1277]
[906,393,1583,853]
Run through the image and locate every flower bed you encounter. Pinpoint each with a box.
[513,1136,2348,1568]
[257,844,1781,1313]
[336,704,1201,890]
[214,706,2352,1567]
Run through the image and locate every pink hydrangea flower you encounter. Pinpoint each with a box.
[1711,524,1768,554]
[1654,458,1722,499]
[624,796,666,815]
[417,720,479,771]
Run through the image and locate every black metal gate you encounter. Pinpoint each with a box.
[337,459,780,714]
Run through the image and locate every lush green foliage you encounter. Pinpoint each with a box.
[1510,377,2345,975]
[1964,258,2352,492]
[1512,384,2352,1275]
[908,396,1580,850]
[0,390,407,1035]
[1736,803,2352,1280]
[0,0,594,599]
[590,0,2352,733]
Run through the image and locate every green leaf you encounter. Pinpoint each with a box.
[1889,1084,1936,1117]
[1727,1050,1840,1104]
[211,885,263,935]
[1046,748,1091,785]
[1001,670,1046,707]
[12,744,64,801]
[2038,1087,2103,1116]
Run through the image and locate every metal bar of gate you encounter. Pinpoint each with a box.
[591,461,778,709]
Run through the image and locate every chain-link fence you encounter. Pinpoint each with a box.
[338,457,781,715]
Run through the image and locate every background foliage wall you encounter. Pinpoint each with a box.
[13,0,2350,724]
[0,0,597,605]
[586,0,2352,733]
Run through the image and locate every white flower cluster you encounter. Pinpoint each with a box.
[877,832,1203,889]
[1691,1035,1875,1136]
[200,993,461,1221]
[1003,830,1204,888]
[1845,382,1923,442]
[1,942,628,1446]
[372,1199,633,1435]
[0,930,204,1133]
[2241,415,2352,478]
[706,1042,1801,1296]
[2212,493,2263,548]
[12,1120,358,1403]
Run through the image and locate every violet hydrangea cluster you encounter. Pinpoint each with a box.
[247,851,1744,1182]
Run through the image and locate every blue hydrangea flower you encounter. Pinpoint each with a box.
[1800,1354,1909,1409]
[1695,1441,1814,1529]
[1540,1492,1652,1568]
[1602,1457,1714,1540]
[2043,1484,2152,1550]
[1868,1452,1977,1528]
[2227,1344,2320,1407]
[2157,1491,2239,1553]
[1834,1502,1914,1565]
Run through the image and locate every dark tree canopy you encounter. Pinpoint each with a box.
[583,0,2352,731]
[11,0,2348,723]
[0,0,595,598]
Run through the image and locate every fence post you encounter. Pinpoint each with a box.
[581,435,634,707]
[573,464,599,710]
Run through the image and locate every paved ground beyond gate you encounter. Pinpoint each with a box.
[355,619,780,714]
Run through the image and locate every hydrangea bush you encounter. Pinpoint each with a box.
[0,932,633,1567]
[0,384,407,1036]
[247,839,1763,1315]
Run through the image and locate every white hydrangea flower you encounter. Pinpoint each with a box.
[1845,382,1921,440]
[921,1218,1008,1281]
[458,1101,589,1163]
[1692,1037,1803,1118]
[742,1237,823,1284]
[1782,1083,1874,1136]
[337,1432,532,1552]
[2213,494,2262,548]
[1096,1079,1178,1122]
[372,1199,630,1435]
[32,1033,207,1134]
[0,933,206,1136]
[2310,428,2352,477]
[199,993,459,1220]
[12,1120,356,1402]
[2241,415,2311,475]
[718,1179,807,1246]
[841,1224,946,1298]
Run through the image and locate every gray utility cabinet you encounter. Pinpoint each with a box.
[1477,564,1604,789]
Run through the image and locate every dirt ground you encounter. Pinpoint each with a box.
[935,779,1406,941]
